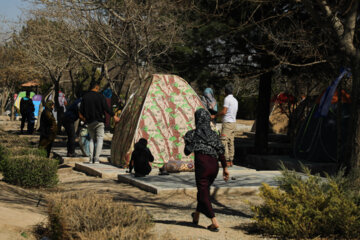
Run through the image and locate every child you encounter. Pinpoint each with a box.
[128,138,154,177]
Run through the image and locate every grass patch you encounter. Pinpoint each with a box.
[0,129,58,188]
[42,191,154,240]
[2,154,58,188]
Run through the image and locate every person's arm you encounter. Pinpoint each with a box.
[128,153,134,173]
[147,148,154,162]
[79,99,86,122]
[212,95,230,119]
[102,96,120,123]
[79,112,86,122]
[211,107,227,119]
[219,154,230,182]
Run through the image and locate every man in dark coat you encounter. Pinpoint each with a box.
[128,138,154,177]
[39,100,57,157]
[20,91,35,134]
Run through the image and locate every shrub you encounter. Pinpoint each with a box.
[45,191,154,240]
[0,144,9,172]
[10,147,47,157]
[2,154,58,188]
[251,167,360,239]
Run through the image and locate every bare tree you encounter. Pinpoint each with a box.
[14,18,74,111]
[0,42,41,116]
[29,0,182,102]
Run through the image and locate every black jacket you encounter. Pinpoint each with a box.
[129,141,154,176]
[20,97,35,115]
[79,91,114,124]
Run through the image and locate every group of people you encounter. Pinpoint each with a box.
[201,83,239,167]
[19,82,120,161]
[128,83,238,232]
[20,82,238,232]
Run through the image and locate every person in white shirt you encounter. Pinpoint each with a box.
[212,84,238,167]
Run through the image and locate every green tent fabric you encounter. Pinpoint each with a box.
[111,74,205,169]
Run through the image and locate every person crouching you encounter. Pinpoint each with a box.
[128,138,154,177]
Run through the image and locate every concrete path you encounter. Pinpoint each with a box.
[52,132,282,196]
[117,166,281,195]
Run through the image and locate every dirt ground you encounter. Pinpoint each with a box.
[0,119,271,240]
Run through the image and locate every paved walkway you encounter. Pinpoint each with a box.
[52,131,282,195]
[116,166,281,195]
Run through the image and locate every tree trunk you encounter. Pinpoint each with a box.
[54,79,60,111]
[255,71,272,154]
[346,58,360,171]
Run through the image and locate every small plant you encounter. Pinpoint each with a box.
[2,154,58,188]
[251,166,360,239]
[45,191,154,240]
[10,147,47,157]
[0,144,9,172]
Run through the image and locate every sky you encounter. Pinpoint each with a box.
[0,0,30,21]
[0,0,33,38]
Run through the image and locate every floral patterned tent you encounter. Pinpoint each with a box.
[110,74,205,168]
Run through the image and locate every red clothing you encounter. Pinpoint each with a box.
[195,153,226,218]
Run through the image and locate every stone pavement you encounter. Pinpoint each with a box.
[63,157,281,195]
[52,130,282,195]
[117,166,281,195]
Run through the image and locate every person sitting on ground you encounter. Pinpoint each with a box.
[128,138,154,177]
[20,91,35,134]
[39,100,57,158]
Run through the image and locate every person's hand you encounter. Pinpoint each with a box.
[223,168,230,182]
[113,115,120,123]
[211,115,216,119]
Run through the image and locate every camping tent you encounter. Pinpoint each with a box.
[251,92,296,135]
[111,74,205,168]
[294,70,351,162]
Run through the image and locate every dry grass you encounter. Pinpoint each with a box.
[0,130,29,148]
[44,191,154,240]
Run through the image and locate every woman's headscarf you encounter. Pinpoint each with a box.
[202,88,218,112]
[184,108,224,158]
[134,138,148,150]
[45,100,54,110]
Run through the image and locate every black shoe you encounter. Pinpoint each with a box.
[66,153,77,157]
[207,224,219,232]
[135,173,145,177]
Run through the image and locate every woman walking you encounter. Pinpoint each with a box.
[184,108,229,232]
[39,100,57,158]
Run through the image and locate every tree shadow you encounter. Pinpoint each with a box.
[232,222,268,238]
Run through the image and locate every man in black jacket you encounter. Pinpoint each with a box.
[20,91,35,134]
[79,82,120,163]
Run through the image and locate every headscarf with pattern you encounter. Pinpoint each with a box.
[45,100,54,110]
[184,108,224,158]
